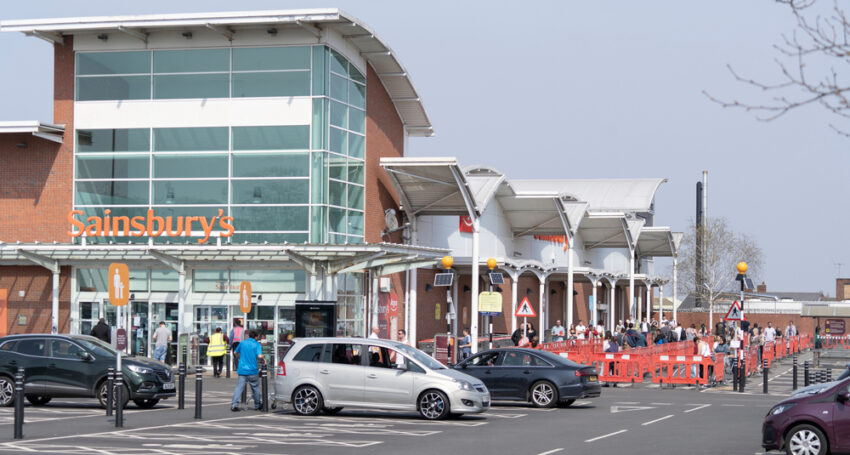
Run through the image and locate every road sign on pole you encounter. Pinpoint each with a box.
[515,297,537,318]
[108,263,129,307]
[239,281,252,314]
[724,300,743,321]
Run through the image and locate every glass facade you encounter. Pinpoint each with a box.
[74,45,366,244]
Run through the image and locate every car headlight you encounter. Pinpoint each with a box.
[768,403,796,416]
[127,365,153,375]
[454,379,474,391]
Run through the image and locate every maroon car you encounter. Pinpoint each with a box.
[762,377,850,455]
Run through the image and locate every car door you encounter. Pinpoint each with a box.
[460,352,504,397]
[44,339,91,397]
[363,345,415,407]
[320,343,365,405]
[833,383,850,451]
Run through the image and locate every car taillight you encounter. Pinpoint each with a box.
[276,361,286,376]
[575,369,596,377]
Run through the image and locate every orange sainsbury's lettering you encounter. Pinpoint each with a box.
[68,209,234,243]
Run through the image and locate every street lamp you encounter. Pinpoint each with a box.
[734,261,753,323]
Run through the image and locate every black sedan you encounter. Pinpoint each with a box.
[453,348,600,408]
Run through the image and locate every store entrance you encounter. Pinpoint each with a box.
[151,302,179,364]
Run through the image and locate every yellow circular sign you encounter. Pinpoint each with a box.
[441,256,454,269]
[736,262,748,274]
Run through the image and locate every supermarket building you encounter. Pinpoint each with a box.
[0,9,681,358]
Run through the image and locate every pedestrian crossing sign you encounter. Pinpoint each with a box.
[724,301,743,321]
[515,297,537,318]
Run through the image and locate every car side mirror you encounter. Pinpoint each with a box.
[839,391,850,403]
[77,351,92,361]
[460,363,467,369]
[397,361,408,371]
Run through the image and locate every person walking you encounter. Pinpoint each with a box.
[369,325,380,339]
[229,319,244,372]
[460,328,472,360]
[91,318,111,343]
[575,320,587,340]
[152,321,172,362]
[208,327,227,377]
[396,329,409,346]
[231,330,263,411]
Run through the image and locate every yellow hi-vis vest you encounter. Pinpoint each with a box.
[208,333,226,357]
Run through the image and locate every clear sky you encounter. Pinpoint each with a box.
[1,1,846,296]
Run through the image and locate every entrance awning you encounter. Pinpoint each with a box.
[0,242,448,276]
[636,226,678,257]
[579,212,643,250]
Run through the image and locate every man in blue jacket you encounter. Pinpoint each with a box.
[231,330,264,411]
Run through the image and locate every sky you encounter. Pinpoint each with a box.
[1,1,847,296]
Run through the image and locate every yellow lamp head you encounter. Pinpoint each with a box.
[487,258,498,270]
[441,256,454,270]
[736,262,748,274]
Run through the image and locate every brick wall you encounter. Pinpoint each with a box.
[836,279,850,300]
[0,266,71,335]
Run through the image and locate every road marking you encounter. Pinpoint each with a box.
[642,414,674,426]
[585,429,627,443]
[650,402,672,405]
[610,405,655,413]
[684,404,711,413]
[613,401,640,404]
[722,404,745,407]
[537,449,563,455]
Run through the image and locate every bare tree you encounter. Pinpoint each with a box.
[675,217,764,309]
[705,0,850,136]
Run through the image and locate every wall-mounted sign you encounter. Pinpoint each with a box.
[67,209,234,244]
[239,281,252,314]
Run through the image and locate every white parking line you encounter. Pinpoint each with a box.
[585,429,627,443]
[650,402,673,405]
[537,449,563,455]
[642,414,674,426]
[684,404,711,413]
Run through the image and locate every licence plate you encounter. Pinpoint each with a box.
[162,382,175,390]
[588,375,598,382]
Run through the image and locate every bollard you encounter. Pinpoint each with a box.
[13,367,24,439]
[106,367,114,417]
[178,364,186,410]
[260,363,269,412]
[732,358,738,392]
[115,371,124,428]
[792,356,798,390]
[194,366,202,420]
[225,347,231,379]
[182,345,188,366]
[740,352,746,393]
[763,358,769,394]
[804,361,810,387]
[827,367,832,382]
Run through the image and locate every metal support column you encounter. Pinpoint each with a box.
[629,249,635,320]
[566,246,574,328]
[470,217,480,354]
[510,272,518,334]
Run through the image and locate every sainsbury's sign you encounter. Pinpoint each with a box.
[68,209,234,244]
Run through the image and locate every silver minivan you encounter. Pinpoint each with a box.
[274,337,490,420]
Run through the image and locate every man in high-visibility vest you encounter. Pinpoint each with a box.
[208,327,228,378]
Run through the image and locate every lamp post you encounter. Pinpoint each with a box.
[442,255,454,362]
[735,262,749,321]
[486,258,497,350]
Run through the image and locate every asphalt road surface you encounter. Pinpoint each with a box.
[0,371,790,455]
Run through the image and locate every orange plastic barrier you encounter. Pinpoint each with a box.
[651,354,723,386]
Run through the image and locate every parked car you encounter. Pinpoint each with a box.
[0,334,175,408]
[274,337,490,420]
[453,348,601,408]
[762,375,850,455]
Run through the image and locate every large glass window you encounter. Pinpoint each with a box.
[75,181,149,205]
[154,74,229,99]
[154,49,229,73]
[231,180,308,204]
[152,180,227,205]
[154,128,228,152]
[77,51,151,75]
[232,72,310,97]
[77,76,151,101]
[231,269,306,293]
[76,129,150,153]
[231,153,309,177]
[231,206,309,231]
[76,156,149,179]
[232,126,309,151]
[153,155,228,178]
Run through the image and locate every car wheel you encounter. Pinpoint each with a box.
[292,386,323,416]
[26,396,51,406]
[133,398,160,409]
[786,424,828,455]
[0,377,15,407]
[558,399,576,408]
[529,381,558,408]
[97,382,130,409]
[418,390,450,420]
[322,406,343,415]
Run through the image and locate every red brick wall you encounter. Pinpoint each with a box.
[837,279,850,300]
[0,266,71,334]
[364,63,404,245]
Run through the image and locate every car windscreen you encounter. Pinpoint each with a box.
[73,336,117,357]
[838,367,850,381]
[393,343,447,370]
[534,349,579,367]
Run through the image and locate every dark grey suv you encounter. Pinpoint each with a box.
[0,334,175,408]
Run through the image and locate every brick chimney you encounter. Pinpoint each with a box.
[757,282,767,293]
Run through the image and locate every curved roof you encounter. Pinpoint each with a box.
[510,178,666,212]
[0,8,433,136]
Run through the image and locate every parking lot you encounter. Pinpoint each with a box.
[0,374,787,455]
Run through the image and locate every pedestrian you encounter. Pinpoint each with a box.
[640,317,649,335]
[460,328,472,359]
[511,324,524,346]
[369,324,380,339]
[699,323,708,337]
[616,319,625,332]
[575,320,587,340]
[674,323,684,341]
[208,327,227,377]
[229,319,244,371]
[551,319,566,342]
[152,321,172,362]
[396,329,409,345]
[525,322,538,345]
[231,330,263,411]
[91,318,111,343]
